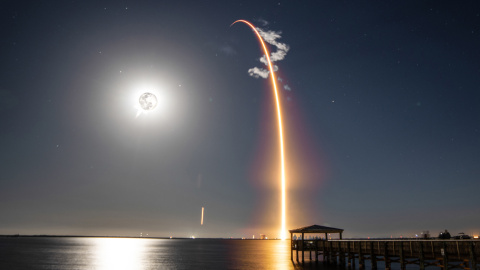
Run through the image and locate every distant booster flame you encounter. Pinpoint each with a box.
[232,20,287,240]
[201,207,204,225]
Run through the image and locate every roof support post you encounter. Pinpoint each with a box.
[290,232,293,261]
[302,232,305,264]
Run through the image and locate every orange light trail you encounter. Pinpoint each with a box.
[232,20,287,240]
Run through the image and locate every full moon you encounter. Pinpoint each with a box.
[138,92,158,111]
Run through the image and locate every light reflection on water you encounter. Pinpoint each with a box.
[92,238,148,270]
[1,237,330,269]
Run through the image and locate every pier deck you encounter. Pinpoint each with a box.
[291,239,480,269]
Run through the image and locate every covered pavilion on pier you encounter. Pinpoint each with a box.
[289,224,344,240]
[289,224,344,263]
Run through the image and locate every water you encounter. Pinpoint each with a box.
[1,237,442,269]
[0,237,332,269]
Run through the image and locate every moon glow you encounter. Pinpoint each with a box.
[139,92,158,111]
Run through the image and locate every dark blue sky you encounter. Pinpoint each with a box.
[1,1,479,238]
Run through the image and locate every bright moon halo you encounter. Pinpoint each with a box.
[135,91,158,118]
[139,92,158,111]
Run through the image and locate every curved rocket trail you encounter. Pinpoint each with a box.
[232,20,287,240]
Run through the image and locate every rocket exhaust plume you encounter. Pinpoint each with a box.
[232,20,287,240]
[201,207,204,225]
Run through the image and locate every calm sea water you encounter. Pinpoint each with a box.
[1,237,437,269]
[0,237,335,270]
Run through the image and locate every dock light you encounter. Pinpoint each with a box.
[474,235,479,239]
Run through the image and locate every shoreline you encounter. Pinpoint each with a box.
[0,234,284,240]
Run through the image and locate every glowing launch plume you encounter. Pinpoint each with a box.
[201,207,204,225]
[232,20,287,240]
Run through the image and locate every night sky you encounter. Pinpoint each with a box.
[1,1,479,239]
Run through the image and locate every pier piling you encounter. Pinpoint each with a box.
[290,238,480,269]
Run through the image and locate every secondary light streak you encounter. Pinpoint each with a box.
[201,207,204,225]
[232,20,287,240]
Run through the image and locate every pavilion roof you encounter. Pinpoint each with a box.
[289,224,344,234]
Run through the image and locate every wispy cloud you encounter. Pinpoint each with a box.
[219,44,237,56]
[247,24,290,88]
[257,18,269,27]
[248,67,269,79]
[283,85,291,91]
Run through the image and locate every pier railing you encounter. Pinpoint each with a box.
[291,239,480,269]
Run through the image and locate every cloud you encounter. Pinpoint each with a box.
[257,29,281,45]
[248,25,290,80]
[257,29,290,54]
[219,44,237,56]
[248,67,269,79]
[270,49,288,62]
[244,22,293,92]
[257,18,269,26]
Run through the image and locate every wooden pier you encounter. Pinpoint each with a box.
[289,225,480,269]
